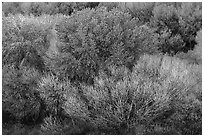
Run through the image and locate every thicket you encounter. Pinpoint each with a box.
[115,2,202,55]
[2,2,99,16]
[153,2,201,54]
[2,2,202,135]
[50,7,160,84]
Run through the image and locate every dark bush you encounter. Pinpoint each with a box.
[2,65,42,124]
[151,2,202,54]
[151,4,183,54]
[175,29,202,64]
[178,2,202,51]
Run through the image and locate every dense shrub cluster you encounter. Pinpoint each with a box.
[2,2,99,16]
[50,7,159,83]
[2,14,66,71]
[2,65,42,124]
[109,2,202,54]
[2,13,66,127]
[119,2,155,23]
[28,55,202,134]
[151,2,202,54]
[2,2,202,135]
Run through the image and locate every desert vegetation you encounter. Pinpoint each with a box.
[2,2,202,135]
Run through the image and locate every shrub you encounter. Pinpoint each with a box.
[177,2,202,51]
[2,65,42,123]
[40,116,64,135]
[2,14,65,72]
[98,2,120,11]
[50,7,159,84]
[2,2,100,16]
[73,54,201,134]
[193,29,202,62]
[37,58,201,134]
[26,2,73,16]
[154,2,182,10]
[76,61,201,134]
[175,29,202,65]
[2,14,67,127]
[37,74,72,117]
[72,2,99,12]
[2,3,201,135]
[151,4,184,54]
[118,2,155,23]
[151,2,202,54]
[137,54,202,86]
[38,73,94,134]
[163,81,202,135]
[2,2,23,16]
